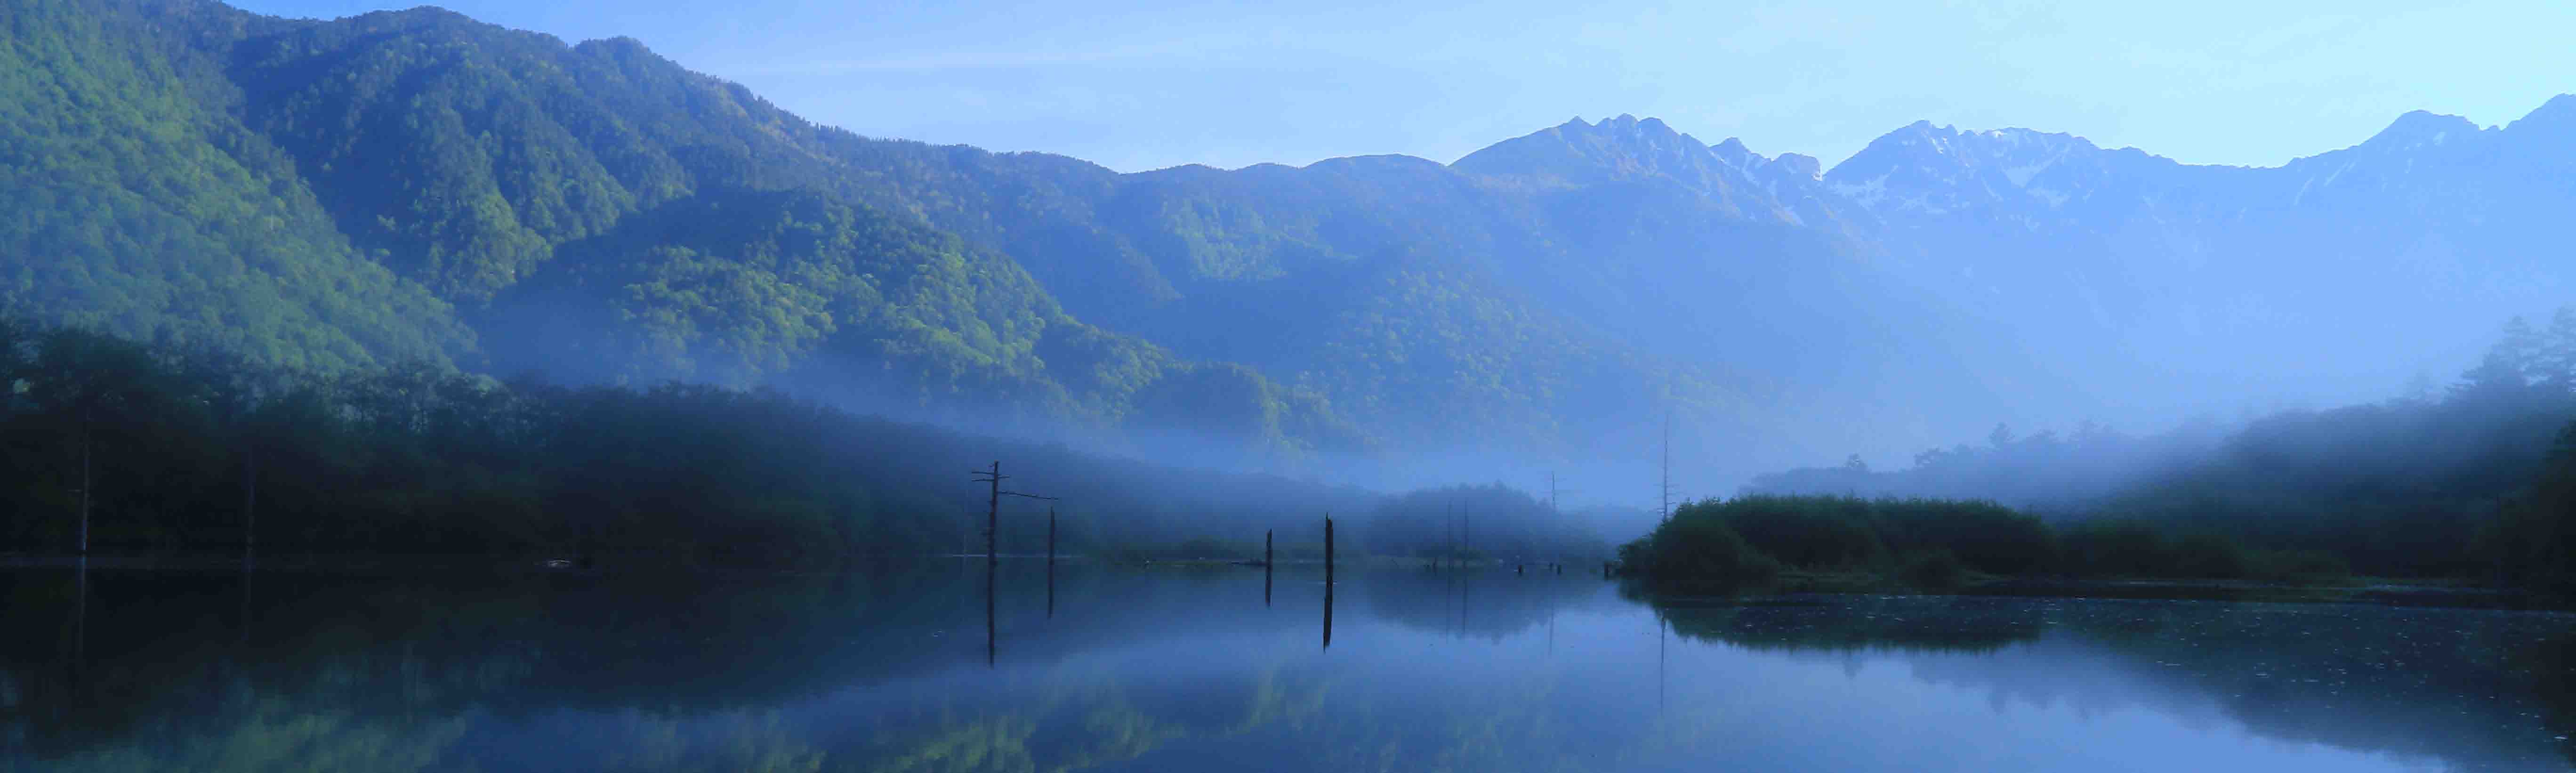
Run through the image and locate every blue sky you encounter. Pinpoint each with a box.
[232,0,2576,173]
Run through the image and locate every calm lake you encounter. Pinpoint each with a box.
[3,561,2572,772]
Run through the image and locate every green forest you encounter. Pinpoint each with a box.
[0,0,1378,464]
[0,0,1787,468]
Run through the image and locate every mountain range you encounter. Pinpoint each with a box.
[6,0,2571,490]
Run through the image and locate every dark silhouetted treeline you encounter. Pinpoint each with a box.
[1742,310,2576,583]
[1625,479,2576,596]
[1618,495,2369,594]
[0,321,1619,561]
[0,325,1197,558]
[2490,423,2576,598]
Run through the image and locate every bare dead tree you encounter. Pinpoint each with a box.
[1659,411,1675,524]
[969,461,1058,565]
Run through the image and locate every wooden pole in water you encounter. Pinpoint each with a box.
[1660,411,1673,524]
[1325,515,1335,588]
[1264,529,1273,607]
[985,556,996,668]
[1323,514,1335,649]
[970,462,1055,564]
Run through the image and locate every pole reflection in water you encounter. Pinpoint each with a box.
[985,556,997,668]
[238,550,255,647]
[1321,581,1333,650]
[1046,507,1056,620]
[12,566,2576,772]
[71,556,88,684]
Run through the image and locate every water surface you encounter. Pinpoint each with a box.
[3,561,2570,771]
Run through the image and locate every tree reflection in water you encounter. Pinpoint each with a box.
[0,564,2569,772]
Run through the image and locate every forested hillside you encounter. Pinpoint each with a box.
[11,0,2576,486]
[0,0,468,369]
[0,0,1809,471]
[0,0,1380,462]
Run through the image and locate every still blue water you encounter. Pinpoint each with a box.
[2,561,2570,772]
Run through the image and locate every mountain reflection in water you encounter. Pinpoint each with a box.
[1,561,2569,772]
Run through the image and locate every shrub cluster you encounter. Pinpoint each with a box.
[1621,495,2362,593]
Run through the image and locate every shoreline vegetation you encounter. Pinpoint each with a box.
[1617,311,2576,607]
[8,318,2572,608]
[1614,492,2574,607]
[0,321,1609,566]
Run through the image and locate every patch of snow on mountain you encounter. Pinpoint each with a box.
[1832,174,1890,209]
